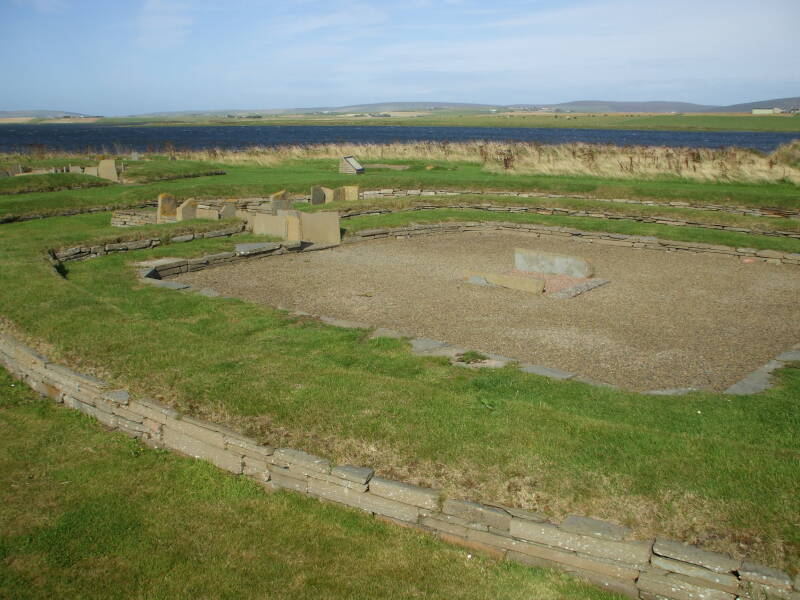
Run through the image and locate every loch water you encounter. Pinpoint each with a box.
[0,124,797,153]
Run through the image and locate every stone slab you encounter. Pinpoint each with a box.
[518,364,575,380]
[652,538,739,574]
[97,159,118,182]
[651,556,739,593]
[442,499,511,531]
[560,515,632,542]
[331,465,374,484]
[514,248,595,278]
[369,477,439,510]
[548,278,610,300]
[636,572,735,600]
[309,478,419,522]
[235,242,281,256]
[272,448,331,474]
[739,561,793,589]
[510,520,652,567]
[162,428,243,474]
[299,211,341,245]
[464,271,545,294]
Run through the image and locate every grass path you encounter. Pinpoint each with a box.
[0,368,615,600]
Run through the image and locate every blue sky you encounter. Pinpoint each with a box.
[2,0,798,115]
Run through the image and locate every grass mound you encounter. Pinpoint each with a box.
[0,173,113,195]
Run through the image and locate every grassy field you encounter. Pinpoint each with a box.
[1,207,798,574]
[0,173,113,195]
[3,156,800,222]
[0,369,615,600]
[91,111,800,132]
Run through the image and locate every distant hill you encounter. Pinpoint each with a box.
[546,100,718,113]
[713,97,800,112]
[0,110,90,118]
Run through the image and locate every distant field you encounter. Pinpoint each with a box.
[93,111,800,132]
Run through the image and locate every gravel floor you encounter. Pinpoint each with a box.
[178,231,800,391]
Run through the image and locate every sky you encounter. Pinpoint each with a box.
[1,0,798,115]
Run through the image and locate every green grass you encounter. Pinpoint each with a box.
[121,159,227,182]
[0,369,615,600]
[0,212,798,573]
[2,158,799,221]
[0,173,113,195]
[94,112,800,132]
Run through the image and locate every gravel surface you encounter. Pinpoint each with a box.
[178,231,800,391]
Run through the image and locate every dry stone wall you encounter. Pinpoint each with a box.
[356,188,800,220]
[346,221,800,266]
[1,329,798,600]
[343,201,800,241]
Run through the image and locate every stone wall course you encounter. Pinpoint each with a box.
[369,477,440,510]
[637,571,736,600]
[442,499,511,531]
[653,538,740,574]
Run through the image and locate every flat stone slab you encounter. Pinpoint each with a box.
[464,271,544,294]
[410,338,448,353]
[560,515,632,541]
[515,248,595,278]
[235,242,281,256]
[142,279,190,290]
[519,363,575,380]
[548,278,609,300]
[644,387,700,396]
[194,288,221,297]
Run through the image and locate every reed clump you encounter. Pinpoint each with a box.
[181,140,800,184]
[3,139,799,184]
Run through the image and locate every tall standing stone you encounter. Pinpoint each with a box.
[97,159,119,182]
[157,193,178,224]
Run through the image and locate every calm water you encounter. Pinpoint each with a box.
[0,124,797,153]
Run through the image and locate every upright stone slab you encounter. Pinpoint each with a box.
[219,200,237,219]
[310,186,326,206]
[299,211,341,245]
[176,198,197,221]
[8,164,22,176]
[277,210,302,241]
[322,186,335,203]
[339,156,364,174]
[97,159,118,182]
[157,193,178,224]
[84,166,99,177]
[195,206,221,220]
[342,185,359,201]
[252,214,288,239]
[69,165,82,174]
[515,248,595,278]
[270,190,291,213]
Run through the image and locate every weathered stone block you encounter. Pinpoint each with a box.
[268,467,308,492]
[369,477,440,510]
[176,199,197,221]
[442,499,511,531]
[308,478,419,522]
[560,515,632,541]
[163,416,226,449]
[224,435,274,460]
[243,456,271,480]
[510,520,651,567]
[272,448,331,474]
[653,538,739,574]
[651,556,739,593]
[331,465,374,484]
[252,214,287,238]
[636,571,735,600]
[514,248,595,278]
[310,186,326,205]
[421,516,469,537]
[739,562,793,589]
[306,471,368,492]
[162,428,243,474]
[97,159,118,182]
[299,211,341,245]
[195,207,221,221]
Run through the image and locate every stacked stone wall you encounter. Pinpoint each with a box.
[346,222,800,266]
[1,329,797,600]
[342,200,800,240]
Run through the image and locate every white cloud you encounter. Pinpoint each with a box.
[137,0,193,49]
